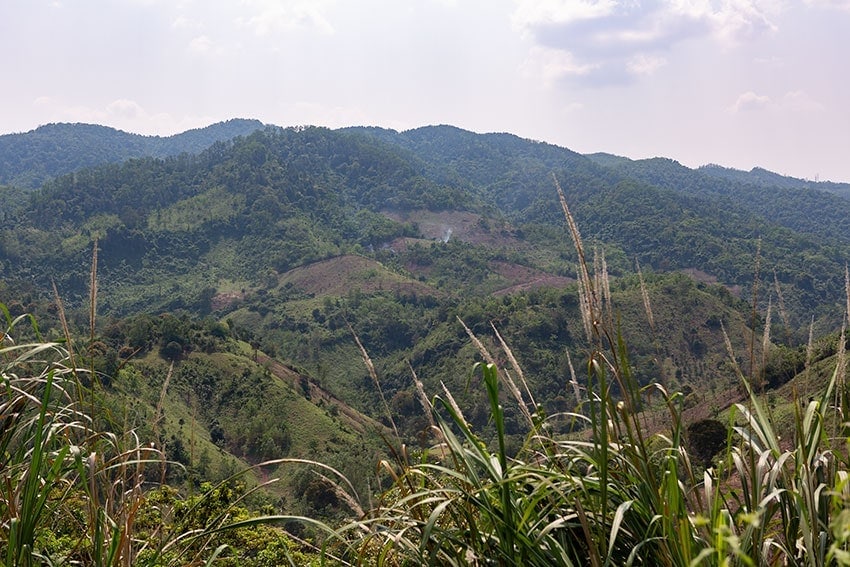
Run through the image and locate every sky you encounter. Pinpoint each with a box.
[2,0,849,182]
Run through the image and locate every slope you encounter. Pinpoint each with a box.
[89,311,388,518]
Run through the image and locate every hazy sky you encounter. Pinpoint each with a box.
[2,0,849,181]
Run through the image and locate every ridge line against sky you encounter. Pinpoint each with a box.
[2,0,849,182]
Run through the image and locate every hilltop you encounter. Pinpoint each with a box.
[0,118,264,188]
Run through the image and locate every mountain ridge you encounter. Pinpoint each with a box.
[0,118,265,188]
[5,119,849,192]
[3,123,847,330]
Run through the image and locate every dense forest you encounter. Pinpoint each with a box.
[3,121,850,564]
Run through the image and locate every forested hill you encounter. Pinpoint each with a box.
[585,155,850,246]
[7,123,850,565]
[0,118,264,188]
[4,121,850,501]
[2,124,849,330]
[698,163,850,199]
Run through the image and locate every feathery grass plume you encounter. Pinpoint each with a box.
[0,308,325,566]
[315,472,365,518]
[52,280,73,356]
[407,360,435,431]
[721,321,744,379]
[52,279,77,375]
[334,174,850,565]
[0,316,98,566]
[843,264,850,418]
[502,367,534,428]
[805,316,815,393]
[596,248,614,331]
[773,269,791,346]
[439,380,467,428]
[89,238,98,343]
[349,322,399,440]
[458,316,534,427]
[636,259,667,388]
[748,237,762,380]
[554,173,598,341]
[846,264,850,329]
[490,321,537,413]
[576,268,594,342]
[566,350,583,404]
[836,322,846,416]
[760,296,772,391]
[456,315,496,366]
[636,259,655,334]
[592,251,603,330]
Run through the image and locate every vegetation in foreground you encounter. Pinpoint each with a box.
[0,304,334,566]
[5,180,850,565]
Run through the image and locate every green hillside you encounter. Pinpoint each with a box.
[0,118,264,189]
[3,124,848,418]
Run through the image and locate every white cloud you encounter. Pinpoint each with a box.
[626,53,666,75]
[512,0,619,31]
[33,96,54,108]
[804,0,850,10]
[236,0,336,36]
[709,1,779,45]
[188,34,214,54]
[514,0,782,86]
[730,90,823,114]
[288,101,371,128]
[522,45,596,84]
[732,91,772,112]
[26,96,215,135]
[107,99,145,119]
[171,15,199,29]
[781,90,825,113]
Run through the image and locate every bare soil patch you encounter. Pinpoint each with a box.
[489,261,574,296]
[681,268,742,297]
[279,255,438,298]
[211,291,244,311]
[383,209,523,248]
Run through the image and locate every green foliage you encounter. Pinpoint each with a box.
[9,123,850,564]
[0,304,322,566]
[4,123,850,340]
[0,119,263,189]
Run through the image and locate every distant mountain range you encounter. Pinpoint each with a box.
[0,118,264,188]
[2,121,849,320]
[3,119,849,197]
